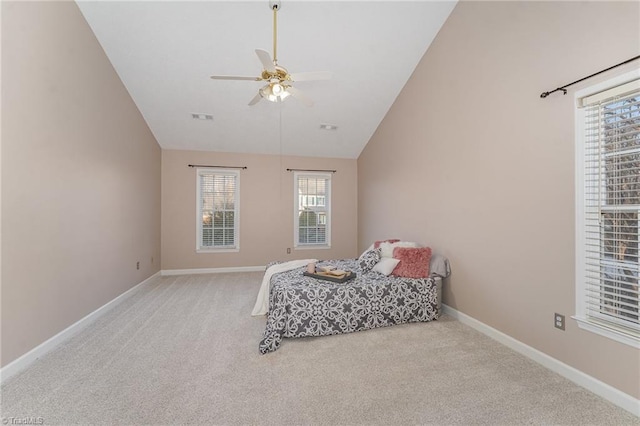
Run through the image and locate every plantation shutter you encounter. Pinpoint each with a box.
[198,170,239,249]
[580,78,640,338]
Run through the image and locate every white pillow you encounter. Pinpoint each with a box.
[372,257,400,276]
[379,241,419,258]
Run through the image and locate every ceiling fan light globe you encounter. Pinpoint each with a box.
[272,83,284,95]
[258,82,290,103]
[259,84,275,100]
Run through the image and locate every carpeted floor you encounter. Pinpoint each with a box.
[1,272,638,425]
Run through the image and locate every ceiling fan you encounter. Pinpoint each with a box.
[210,0,331,107]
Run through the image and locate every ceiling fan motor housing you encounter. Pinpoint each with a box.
[261,66,290,83]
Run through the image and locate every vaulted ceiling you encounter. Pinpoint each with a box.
[77,1,456,159]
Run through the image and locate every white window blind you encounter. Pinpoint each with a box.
[197,169,239,251]
[577,74,639,345]
[294,172,331,247]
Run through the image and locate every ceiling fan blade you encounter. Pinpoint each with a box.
[210,75,262,81]
[286,86,314,107]
[289,71,333,82]
[248,92,263,106]
[255,49,276,74]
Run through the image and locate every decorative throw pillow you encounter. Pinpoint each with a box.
[429,253,451,278]
[358,244,375,261]
[372,257,401,276]
[373,239,400,249]
[359,248,382,273]
[391,246,432,278]
[380,241,419,258]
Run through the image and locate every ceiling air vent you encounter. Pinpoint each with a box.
[191,113,213,121]
[320,123,338,131]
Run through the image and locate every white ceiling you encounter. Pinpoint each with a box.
[77,1,456,159]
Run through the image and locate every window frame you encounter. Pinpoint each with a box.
[293,171,331,249]
[574,69,640,348]
[195,168,240,253]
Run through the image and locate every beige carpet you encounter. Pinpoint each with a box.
[1,272,638,425]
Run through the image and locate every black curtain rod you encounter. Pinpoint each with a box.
[188,164,247,170]
[286,168,336,173]
[540,55,640,99]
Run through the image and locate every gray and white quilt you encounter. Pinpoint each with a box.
[259,258,440,354]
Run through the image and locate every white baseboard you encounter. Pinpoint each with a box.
[442,304,640,417]
[160,265,264,276]
[0,272,160,385]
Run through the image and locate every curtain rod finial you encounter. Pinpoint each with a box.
[540,91,549,98]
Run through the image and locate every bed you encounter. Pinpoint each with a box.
[256,242,450,354]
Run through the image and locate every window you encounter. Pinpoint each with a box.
[196,169,239,251]
[294,172,331,247]
[575,70,640,347]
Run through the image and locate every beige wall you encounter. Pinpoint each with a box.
[161,150,357,270]
[1,2,161,367]
[358,1,640,398]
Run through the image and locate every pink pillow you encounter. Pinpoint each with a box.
[391,247,432,278]
[374,239,400,249]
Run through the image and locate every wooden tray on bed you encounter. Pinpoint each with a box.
[303,270,357,283]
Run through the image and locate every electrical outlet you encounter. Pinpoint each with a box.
[287,248,291,254]
[136,261,140,270]
[554,313,565,330]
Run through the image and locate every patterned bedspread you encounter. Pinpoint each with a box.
[259,258,440,353]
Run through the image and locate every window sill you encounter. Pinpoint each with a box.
[196,247,239,254]
[572,316,639,349]
[294,245,332,250]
